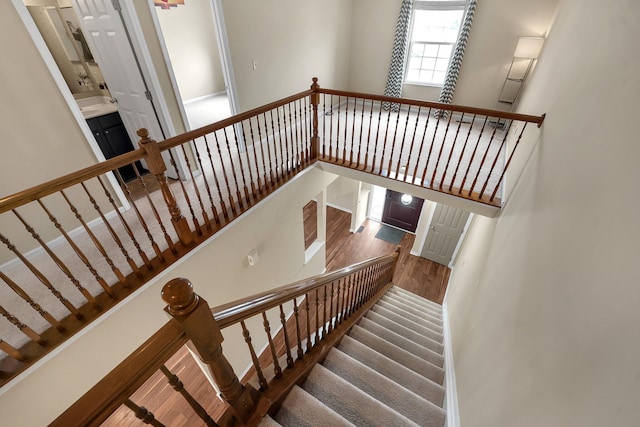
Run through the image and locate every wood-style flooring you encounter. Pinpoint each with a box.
[103,203,450,426]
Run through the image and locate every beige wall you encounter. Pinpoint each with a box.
[0,167,338,426]
[154,1,226,101]
[446,0,640,425]
[349,0,558,108]
[220,0,352,111]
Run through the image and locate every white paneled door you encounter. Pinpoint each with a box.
[71,0,178,178]
[421,204,470,266]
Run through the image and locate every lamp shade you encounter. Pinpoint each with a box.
[513,37,545,59]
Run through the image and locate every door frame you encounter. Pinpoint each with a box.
[11,0,128,207]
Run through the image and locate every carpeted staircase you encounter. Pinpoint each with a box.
[259,286,448,427]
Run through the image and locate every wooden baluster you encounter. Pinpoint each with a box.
[256,114,274,191]
[240,320,268,390]
[123,400,165,427]
[179,143,212,231]
[328,94,335,161]
[468,120,500,197]
[356,98,366,167]
[159,365,218,426]
[479,127,510,199]
[370,101,384,173]
[438,113,465,189]
[230,125,252,203]
[302,98,310,166]
[310,77,320,161]
[386,105,404,178]
[247,119,267,197]
[292,298,304,360]
[276,106,291,178]
[412,107,433,182]
[343,275,352,318]
[286,103,297,171]
[314,289,320,344]
[459,116,489,194]
[261,113,277,188]
[403,106,422,183]
[97,175,153,270]
[262,312,283,378]
[296,99,305,169]
[377,107,393,175]
[341,96,349,164]
[239,121,259,200]
[347,273,357,316]
[212,130,238,216]
[161,278,259,423]
[81,182,142,278]
[278,304,294,369]
[0,305,45,345]
[0,272,64,332]
[363,98,374,170]
[341,278,349,322]
[60,189,127,285]
[349,96,357,165]
[328,282,335,333]
[12,209,99,308]
[137,129,193,246]
[191,137,221,225]
[353,271,364,310]
[166,149,202,235]
[322,285,329,337]
[430,111,454,186]
[421,113,442,187]
[203,134,231,221]
[321,93,327,159]
[132,163,177,254]
[448,115,477,192]
[304,293,312,353]
[115,171,165,263]
[394,105,413,180]
[334,279,342,325]
[0,340,26,362]
[37,199,114,297]
[267,110,284,185]
[489,122,530,202]
[0,240,73,322]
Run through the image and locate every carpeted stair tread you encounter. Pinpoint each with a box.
[258,415,283,427]
[377,299,443,332]
[274,385,355,427]
[358,317,444,367]
[338,335,445,406]
[389,288,443,312]
[302,364,419,427]
[322,348,446,426]
[371,305,443,343]
[384,292,443,319]
[349,325,445,385]
[365,310,444,354]
[381,295,443,326]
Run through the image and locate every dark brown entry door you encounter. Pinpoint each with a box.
[381,190,424,233]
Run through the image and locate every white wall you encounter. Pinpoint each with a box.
[154,1,226,101]
[349,0,558,108]
[446,0,640,425]
[0,167,338,426]
[220,0,352,111]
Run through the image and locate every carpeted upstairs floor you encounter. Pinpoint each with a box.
[259,286,447,427]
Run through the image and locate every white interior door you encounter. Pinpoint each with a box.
[421,204,470,266]
[71,0,179,178]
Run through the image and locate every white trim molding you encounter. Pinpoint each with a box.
[442,301,461,427]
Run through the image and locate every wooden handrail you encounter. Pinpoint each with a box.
[317,87,546,126]
[50,251,399,426]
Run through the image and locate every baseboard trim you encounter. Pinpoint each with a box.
[442,301,460,427]
[326,202,352,214]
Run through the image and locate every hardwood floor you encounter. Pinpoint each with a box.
[104,203,451,426]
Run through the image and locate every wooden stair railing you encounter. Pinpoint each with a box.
[50,248,401,426]
[0,76,544,387]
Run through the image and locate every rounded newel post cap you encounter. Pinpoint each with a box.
[311,77,319,90]
[137,128,151,143]
[395,245,402,255]
[162,278,200,316]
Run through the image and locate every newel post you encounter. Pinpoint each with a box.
[390,246,402,282]
[310,77,320,161]
[137,129,193,246]
[161,278,259,424]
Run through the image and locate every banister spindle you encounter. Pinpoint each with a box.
[159,365,218,427]
[412,108,432,182]
[292,298,304,360]
[430,111,454,186]
[190,137,221,225]
[230,125,252,203]
[439,113,465,188]
[161,278,259,424]
[305,293,312,353]
[202,134,231,221]
[166,150,202,235]
[262,312,283,378]
[240,320,268,390]
[489,121,530,202]
[123,399,165,427]
[278,304,294,369]
[0,305,45,345]
[179,143,212,231]
[448,114,477,192]
[0,340,26,362]
[138,128,193,246]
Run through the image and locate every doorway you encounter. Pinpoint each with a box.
[421,204,471,266]
[149,0,236,130]
[381,190,425,233]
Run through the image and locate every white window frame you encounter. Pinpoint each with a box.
[404,0,468,87]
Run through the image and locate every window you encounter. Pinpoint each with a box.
[405,1,467,86]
